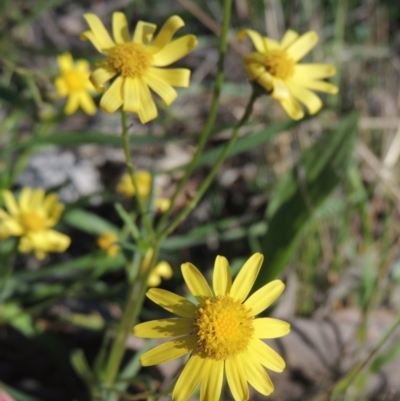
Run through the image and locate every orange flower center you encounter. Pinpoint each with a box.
[20,211,47,231]
[194,295,254,360]
[107,42,153,77]
[63,70,88,92]
[262,49,295,79]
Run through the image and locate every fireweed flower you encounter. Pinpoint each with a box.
[141,248,173,287]
[133,253,290,401]
[97,231,120,256]
[116,171,170,212]
[54,53,96,115]
[80,12,197,123]
[239,29,338,120]
[0,188,70,259]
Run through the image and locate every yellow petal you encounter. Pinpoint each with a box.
[241,354,274,395]
[263,37,281,50]
[280,29,299,48]
[21,230,71,256]
[286,81,322,114]
[146,288,197,317]
[83,13,115,50]
[133,318,193,338]
[31,188,45,209]
[143,72,178,105]
[253,317,290,338]
[133,21,157,45]
[112,12,130,44]
[226,355,249,401]
[2,191,19,216]
[271,78,291,100]
[91,67,116,91]
[54,77,68,97]
[0,215,23,237]
[293,64,337,79]
[148,67,191,87]
[244,280,285,316]
[57,53,73,72]
[286,30,318,61]
[122,76,140,112]
[297,78,338,94]
[181,262,213,303]
[136,78,158,123]
[154,261,173,279]
[65,93,80,115]
[230,253,263,302]
[80,30,104,54]
[48,204,64,227]
[243,54,266,81]
[238,29,266,53]
[152,35,198,67]
[140,335,196,366]
[100,76,123,113]
[280,95,304,120]
[213,255,232,296]
[147,15,185,54]
[200,359,224,401]
[79,92,97,115]
[249,338,286,372]
[75,59,90,73]
[173,353,205,401]
[256,71,274,91]
[19,187,32,211]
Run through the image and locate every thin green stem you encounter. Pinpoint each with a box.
[120,110,153,235]
[0,238,19,303]
[156,0,233,233]
[157,89,258,242]
[103,242,161,388]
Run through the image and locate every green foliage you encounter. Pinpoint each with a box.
[256,112,359,286]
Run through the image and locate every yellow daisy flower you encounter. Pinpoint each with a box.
[133,253,290,401]
[239,29,338,120]
[141,248,173,287]
[80,12,198,123]
[97,231,120,257]
[55,53,96,115]
[116,171,170,212]
[0,188,70,259]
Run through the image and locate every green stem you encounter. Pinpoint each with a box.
[156,0,233,233]
[120,110,153,235]
[157,89,258,242]
[0,238,19,303]
[103,242,160,388]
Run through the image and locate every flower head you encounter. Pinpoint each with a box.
[141,249,173,287]
[0,188,70,259]
[239,29,338,120]
[133,253,290,401]
[116,171,170,212]
[80,13,197,123]
[97,231,120,256]
[55,53,96,115]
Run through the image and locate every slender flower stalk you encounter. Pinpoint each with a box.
[158,88,258,241]
[103,242,161,387]
[156,0,233,231]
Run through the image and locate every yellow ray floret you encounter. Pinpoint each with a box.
[97,231,120,256]
[116,171,170,212]
[133,253,290,401]
[55,53,96,115]
[239,29,338,120]
[0,188,70,259]
[80,13,198,123]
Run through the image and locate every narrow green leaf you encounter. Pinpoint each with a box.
[63,208,120,236]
